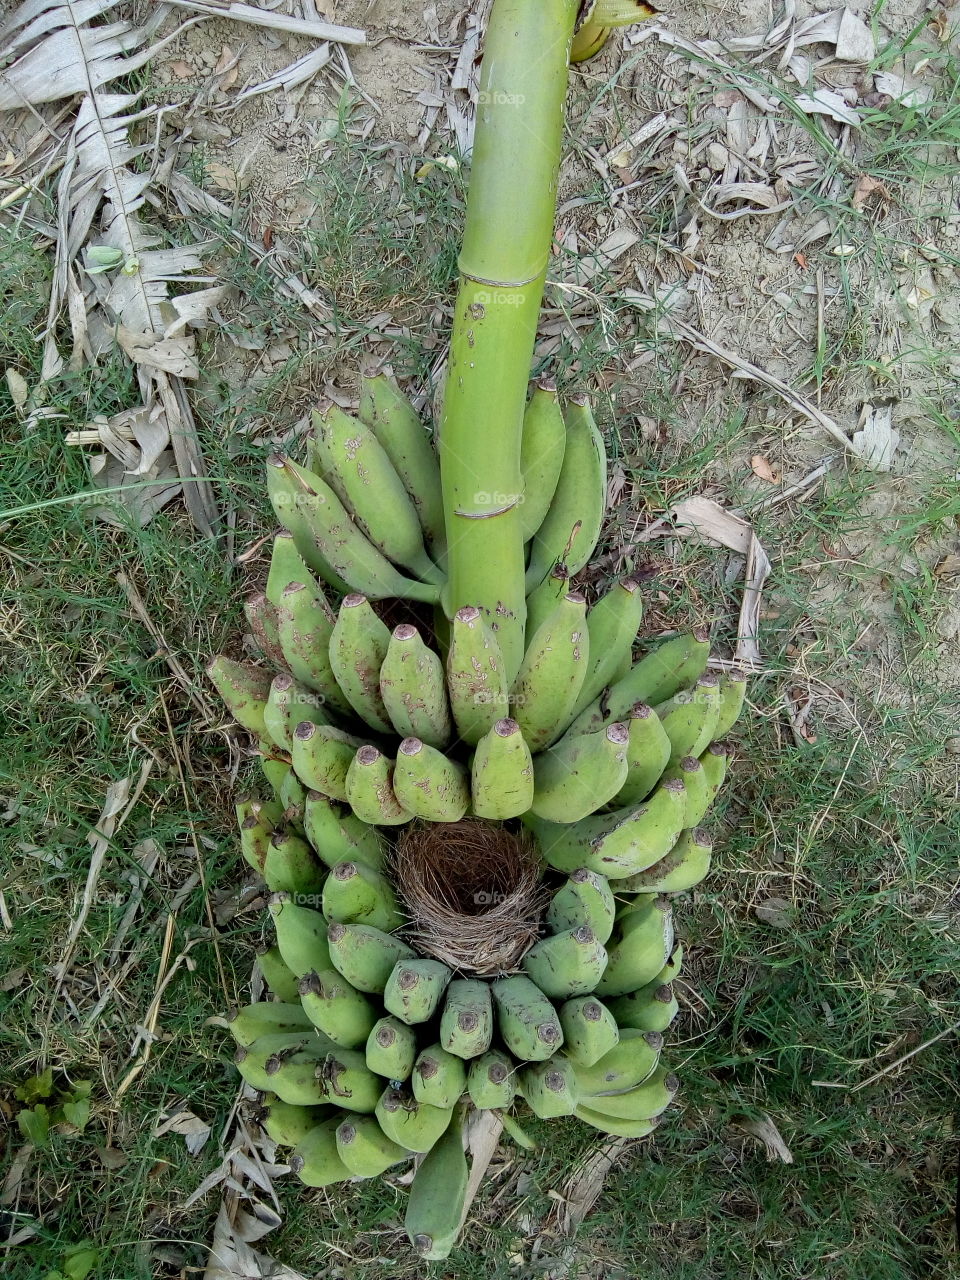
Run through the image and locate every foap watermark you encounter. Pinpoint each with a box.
[473,490,524,507]
[473,890,511,906]
[472,289,525,307]
[476,90,525,106]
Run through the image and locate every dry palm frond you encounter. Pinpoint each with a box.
[392,820,549,976]
[2,0,220,533]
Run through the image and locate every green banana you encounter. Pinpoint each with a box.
[524,563,569,642]
[572,1028,663,1096]
[470,717,535,819]
[570,576,644,718]
[662,755,713,829]
[445,606,510,745]
[557,996,620,1067]
[289,1117,353,1186]
[521,926,607,998]
[269,894,332,976]
[260,755,299,811]
[440,979,494,1059]
[519,377,566,540]
[275,579,349,711]
[227,1000,315,1046]
[491,975,564,1061]
[264,464,352,594]
[276,761,307,821]
[620,827,713,894]
[264,1045,338,1106]
[358,372,445,554]
[520,1055,579,1118]
[328,593,392,733]
[379,624,452,748]
[262,829,326,896]
[403,1105,467,1260]
[574,1106,659,1139]
[344,745,412,825]
[266,455,440,604]
[394,737,470,821]
[258,1095,331,1147]
[299,969,379,1049]
[376,1087,455,1153]
[467,1050,516,1109]
[614,702,672,805]
[656,674,721,764]
[510,591,589,751]
[335,1112,411,1177]
[265,531,321,608]
[546,868,616,943]
[327,922,415,994]
[383,957,453,1025]
[321,859,404,932]
[314,1046,384,1113]
[239,811,271,875]
[244,592,283,667]
[303,791,386,871]
[530,722,629,821]
[565,627,711,738]
[313,402,443,584]
[290,721,359,802]
[659,943,684,984]
[579,1065,679,1122]
[526,395,606,589]
[234,1034,323,1092]
[595,896,674,997]
[207,656,272,739]
[365,1015,418,1081]
[256,945,301,1003]
[412,1045,468,1109]
[699,739,729,802]
[607,981,679,1033]
[526,779,687,877]
[263,673,329,751]
[714,669,748,738]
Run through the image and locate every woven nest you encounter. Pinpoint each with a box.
[391,819,549,976]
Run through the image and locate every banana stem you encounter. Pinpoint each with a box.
[439,0,579,682]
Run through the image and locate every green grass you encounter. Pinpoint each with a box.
[2,32,959,1280]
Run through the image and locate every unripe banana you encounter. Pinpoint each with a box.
[275,580,346,707]
[659,943,684,984]
[546,868,616,943]
[491,975,564,1061]
[557,996,620,1067]
[234,1034,323,1092]
[344,745,412,826]
[620,827,713,894]
[412,1045,468,1109]
[714,669,748,738]
[236,795,284,833]
[570,576,644,718]
[383,958,453,1025]
[328,594,392,733]
[403,1104,467,1260]
[299,969,379,1049]
[699,740,729,802]
[327,922,415,994]
[525,779,686,878]
[574,1106,659,1139]
[260,756,299,811]
[519,378,566,540]
[614,702,672,805]
[240,812,272,875]
[596,896,674,997]
[607,982,679,1034]
[269,894,332,977]
[572,1028,663,1096]
[662,755,713,829]
[524,563,569,642]
[262,829,326,896]
[470,717,535,819]
[207,656,272,739]
[520,1055,579,1118]
[276,761,307,822]
[257,945,301,1003]
[321,860,404,933]
[365,1015,418,1081]
[244,592,284,667]
[264,471,351,595]
[379,624,452,747]
[263,673,330,751]
[526,395,606,589]
[266,455,440,604]
[530,722,629,822]
[579,1065,679,1122]
[266,531,323,608]
[440,979,494,1059]
[227,1000,315,1046]
[446,606,510,745]
[656,675,721,765]
[467,1050,517,1109]
[358,372,445,555]
[565,627,711,737]
[303,791,386,871]
[376,1087,455,1153]
[289,1117,352,1186]
[258,1095,331,1147]
[314,1047,384,1113]
[290,721,359,802]
[313,403,443,585]
[393,737,470,821]
[510,591,589,751]
[522,926,607,998]
[335,1113,411,1177]
[264,1045,338,1106]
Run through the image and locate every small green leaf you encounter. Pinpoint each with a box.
[63,1243,100,1280]
[18,1103,50,1147]
[15,1067,55,1103]
[62,1097,91,1131]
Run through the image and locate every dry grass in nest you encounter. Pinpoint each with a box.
[391,819,549,976]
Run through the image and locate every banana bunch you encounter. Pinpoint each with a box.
[210,379,748,1260]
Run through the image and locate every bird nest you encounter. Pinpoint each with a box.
[392,819,549,976]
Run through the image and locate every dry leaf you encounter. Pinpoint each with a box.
[154,1106,212,1156]
[168,60,194,79]
[750,455,778,484]
[732,1113,794,1163]
[754,898,792,929]
[836,9,875,62]
[934,554,960,580]
[206,160,249,194]
[554,1138,628,1235]
[852,174,891,211]
[5,368,29,409]
[851,402,899,472]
